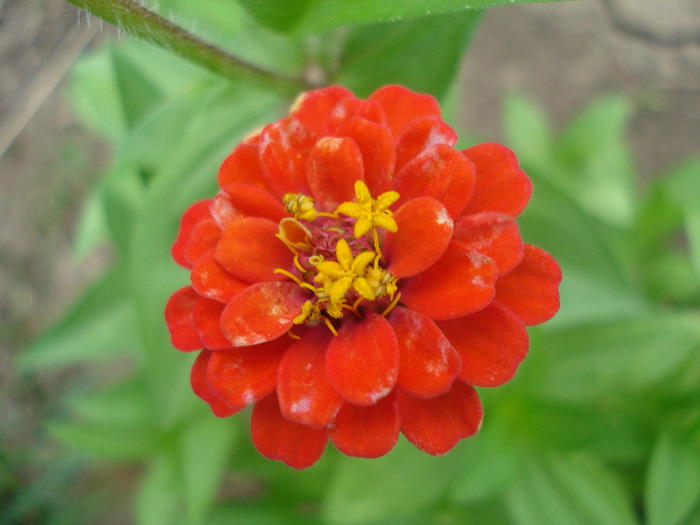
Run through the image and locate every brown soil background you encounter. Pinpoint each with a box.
[1,0,699,519]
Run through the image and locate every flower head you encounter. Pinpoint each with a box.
[165,85,562,469]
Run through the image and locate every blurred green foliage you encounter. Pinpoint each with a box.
[10,0,700,524]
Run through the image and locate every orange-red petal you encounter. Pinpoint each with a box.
[220,183,288,223]
[290,85,354,137]
[388,307,461,398]
[453,212,524,276]
[400,241,498,321]
[461,143,532,217]
[337,117,395,196]
[277,328,343,428]
[171,200,213,269]
[437,301,529,387]
[306,136,364,211]
[327,98,387,135]
[384,197,453,278]
[184,219,221,267]
[164,286,203,352]
[220,281,308,346]
[325,312,399,406]
[192,297,231,350]
[369,85,441,137]
[328,392,400,458]
[495,244,562,325]
[395,116,458,173]
[215,217,293,283]
[399,381,483,455]
[218,142,272,192]
[394,144,476,218]
[207,339,289,407]
[191,351,241,417]
[251,392,328,470]
[191,250,247,303]
[259,117,315,197]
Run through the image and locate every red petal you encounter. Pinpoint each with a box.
[329,392,400,458]
[399,381,483,455]
[218,142,272,193]
[453,212,523,276]
[277,328,343,428]
[191,250,247,303]
[164,286,202,352]
[220,183,288,223]
[192,297,231,350]
[251,392,328,469]
[325,312,399,406]
[369,85,441,137]
[220,282,308,346]
[215,217,293,283]
[437,302,529,387]
[191,351,240,417]
[495,244,562,325]
[207,339,289,407]
[259,117,315,197]
[388,306,461,398]
[394,144,476,218]
[461,143,532,217]
[337,117,395,196]
[171,200,213,269]
[327,98,387,135]
[395,117,458,173]
[307,137,364,211]
[384,197,453,278]
[185,219,221,267]
[211,190,244,230]
[400,241,498,321]
[290,85,355,137]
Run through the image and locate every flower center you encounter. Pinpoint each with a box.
[274,181,401,335]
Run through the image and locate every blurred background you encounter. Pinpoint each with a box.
[1,0,700,523]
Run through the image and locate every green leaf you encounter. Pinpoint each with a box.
[323,438,459,524]
[18,265,139,373]
[504,94,554,169]
[136,455,181,525]
[111,47,164,130]
[235,0,313,32]
[505,451,639,525]
[335,11,481,100]
[645,432,700,525]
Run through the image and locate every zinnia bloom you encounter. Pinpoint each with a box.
[165,85,561,469]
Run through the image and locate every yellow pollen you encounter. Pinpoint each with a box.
[335,180,399,238]
[283,193,318,221]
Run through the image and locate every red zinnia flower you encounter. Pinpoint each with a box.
[165,85,562,469]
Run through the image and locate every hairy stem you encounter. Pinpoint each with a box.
[65,0,310,90]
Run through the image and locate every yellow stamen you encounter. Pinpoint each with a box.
[381,292,402,317]
[335,180,399,238]
[323,317,339,336]
[274,268,305,287]
[288,331,302,340]
[283,193,318,221]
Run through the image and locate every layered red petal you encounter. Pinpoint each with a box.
[259,117,315,197]
[184,219,221,267]
[191,351,240,417]
[400,241,498,321]
[393,144,476,218]
[495,244,562,325]
[190,250,247,303]
[207,339,289,408]
[164,286,202,352]
[276,328,343,428]
[453,212,523,276]
[218,142,272,192]
[290,85,354,137]
[192,297,230,350]
[399,381,483,455]
[369,85,441,137]
[171,200,213,269]
[437,302,529,387]
[395,117,458,172]
[327,98,387,135]
[251,392,328,469]
[220,282,308,346]
[329,391,400,458]
[307,136,364,211]
[384,197,453,278]
[388,307,461,398]
[461,143,532,217]
[325,312,399,406]
[220,183,288,223]
[215,217,293,283]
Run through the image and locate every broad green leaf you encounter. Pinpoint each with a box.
[111,48,164,130]
[504,94,554,169]
[136,455,181,525]
[295,0,573,34]
[235,0,312,32]
[323,438,459,524]
[646,432,700,525]
[505,452,638,525]
[336,11,481,99]
[17,266,139,372]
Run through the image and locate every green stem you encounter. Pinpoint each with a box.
[65,0,310,90]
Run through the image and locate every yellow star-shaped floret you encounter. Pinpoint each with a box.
[313,239,376,303]
[335,180,399,238]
